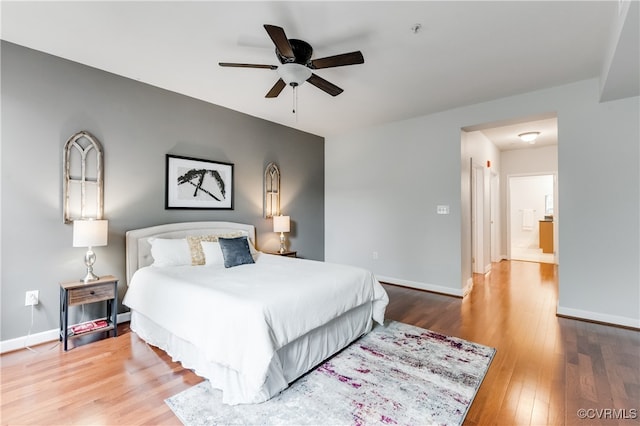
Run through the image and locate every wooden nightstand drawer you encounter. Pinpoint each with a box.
[68,284,115,305]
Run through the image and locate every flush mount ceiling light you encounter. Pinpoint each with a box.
[518,132,541,144]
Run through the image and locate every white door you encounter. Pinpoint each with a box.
[472,163,485,273]
[491,171,499,262]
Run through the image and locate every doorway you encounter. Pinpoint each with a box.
[507,174,556,264]
[461,113,558,291]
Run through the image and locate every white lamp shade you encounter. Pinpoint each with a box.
[73,219,108,247]
[273,215,290,233]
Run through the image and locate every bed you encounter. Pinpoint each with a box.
[123,221,388,405]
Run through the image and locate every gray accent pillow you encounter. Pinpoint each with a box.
[218,236,255,268]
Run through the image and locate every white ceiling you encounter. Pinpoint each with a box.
[1,1,636,147]
[474,116,558,151]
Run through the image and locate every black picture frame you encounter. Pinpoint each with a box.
[165,154,234,210]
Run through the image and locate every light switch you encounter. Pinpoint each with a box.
[437,205,450,215]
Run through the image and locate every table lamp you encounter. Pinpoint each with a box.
[73,219,108,283]
[273,215,290,253]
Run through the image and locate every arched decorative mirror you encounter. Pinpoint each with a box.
[63,131,104,224]
[264,162,280,218]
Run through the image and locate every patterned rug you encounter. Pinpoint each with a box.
[165,321,495,426]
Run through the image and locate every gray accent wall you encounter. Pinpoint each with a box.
[1,41,324,341]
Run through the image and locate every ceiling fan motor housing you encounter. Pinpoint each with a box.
[277,39,313,66]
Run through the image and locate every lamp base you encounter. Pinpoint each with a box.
[82,270,100,283]
[279,232,286,253]
[82,248,100,283]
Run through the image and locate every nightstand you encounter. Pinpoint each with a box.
[59,275,118,351]
[269,250,297,258]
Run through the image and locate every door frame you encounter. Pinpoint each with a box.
[471,160,486,274]
[490,170,500,262]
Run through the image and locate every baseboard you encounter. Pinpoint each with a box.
[463,277,474,297]
[556,305,639,329]
[378,275,463,298]
[0,312,131,354]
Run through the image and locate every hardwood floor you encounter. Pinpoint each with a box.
[384,261,639,426]
[2,260,638,425]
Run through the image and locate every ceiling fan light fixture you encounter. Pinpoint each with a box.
[220,25,359,98]
[278,63,312,87]
[518,131,540,144]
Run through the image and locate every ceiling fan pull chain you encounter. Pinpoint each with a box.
[292,84,298,118]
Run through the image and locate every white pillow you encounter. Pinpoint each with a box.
[201,241,225,266]
[149,238,191,267]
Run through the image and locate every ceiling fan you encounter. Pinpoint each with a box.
[219,25,364,98]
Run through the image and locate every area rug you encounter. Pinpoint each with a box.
[165,321,495,426]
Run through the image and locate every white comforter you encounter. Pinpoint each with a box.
[123,253,388,403]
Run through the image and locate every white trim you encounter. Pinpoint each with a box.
[0,312,131,354]
[1,328,60,354]
[556,305,639,329]
[378,275,464,297]
[463,277,474,297]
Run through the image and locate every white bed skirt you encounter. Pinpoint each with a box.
[130,304,374,405]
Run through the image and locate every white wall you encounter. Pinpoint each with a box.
[325,115,464,295]
[326,78,639,327]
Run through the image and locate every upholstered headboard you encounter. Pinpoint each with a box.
[125,221,256,285]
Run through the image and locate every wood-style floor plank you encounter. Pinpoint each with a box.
[2,260,639,425]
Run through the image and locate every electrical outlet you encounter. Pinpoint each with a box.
[25,290,39,306]
[372,251,379,260]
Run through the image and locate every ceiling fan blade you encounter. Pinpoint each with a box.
[311,51,364,69]
[264,25,294,59]
[219,62,278,70]
[307,73,343,96]
[265,79,287,98]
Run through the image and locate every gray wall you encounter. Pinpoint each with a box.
[326,79,639,328]
[1,41,324,341]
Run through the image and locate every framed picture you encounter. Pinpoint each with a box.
[165,154,234,209]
